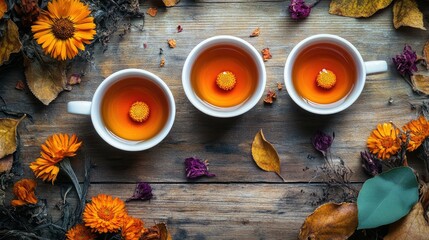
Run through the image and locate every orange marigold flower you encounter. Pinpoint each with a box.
[29,133,82,183]
[367,122,401,160]
[83,194,127,234]
[66,223,97,240]
[0,0,6,19]
[402,116,429,151]
[31,0,96,60]
[11,179,38,207]
[121,215,145,240]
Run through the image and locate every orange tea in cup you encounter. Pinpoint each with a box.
[190,44,258,108]
[101,77,169,141]
[292,42,357,105]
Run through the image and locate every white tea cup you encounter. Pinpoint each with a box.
[67,69,175,151]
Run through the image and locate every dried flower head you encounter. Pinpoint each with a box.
[263,89,277,104]
[126,182,153,202]
[83,194,127,234]
[185,157,215,179]
[29,133,82,183]
[392,44,418,77]
[367,122,401,160]
[13,0,40,26]
[0,0,7,19]
[11,179,38,207]
[66,223,97,240]
[288,0,311,20]
[31,0,96,60]
[312,131,334,156]
[360,151,382,177]
[261,48,272,61]
[121,215,145,240]
[402,116,429,151]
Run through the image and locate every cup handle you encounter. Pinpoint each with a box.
[67,101,92,115]
[364,61,388,75]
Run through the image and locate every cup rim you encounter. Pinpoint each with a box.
[91,68,176,151]
[284,34,366,115]
[182,35,266,118]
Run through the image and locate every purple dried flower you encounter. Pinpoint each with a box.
[361,151,382,177]
[392,44,418,77]
[185,157,215,179]
[126,182,153,202]
[312,131,334,156]
[288,0,312,20]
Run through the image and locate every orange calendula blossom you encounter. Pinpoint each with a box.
[66,223,97,240]
[367,122,401,160]
[31,0,96,60]
[83,194,127,234]
[11,179,38,207]
[29,133,82,183]
[121,215,145,240]
[402,116,429,151]
[0,0,6,19]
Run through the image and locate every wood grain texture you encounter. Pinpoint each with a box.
[0,0,429,239]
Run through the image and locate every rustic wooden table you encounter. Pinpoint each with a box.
[1,1,429,239]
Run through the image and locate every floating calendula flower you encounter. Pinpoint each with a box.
[402,116,429,151]
[360,151,382,177]
[367,122,401,160]
[288,0,319,20]
[31,0,96,60]
[121,215,145,240]
[11,179,38,207]
[185,157,215,179]
[392,44,418,77]
[83,194,127,234]
[312,131,334,156]
[66,223,97,240]
[126,182,153,202]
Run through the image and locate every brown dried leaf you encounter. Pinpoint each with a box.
[147,7,157,17]
[250,27,260,37]
[424,41,429,64]
[167,39,176,48]
[384,202,429,240]
[24,54,67,105]
[393,0,426,30]
[162,0,180,7]
[420,181,429,215]
[0,115,25,159]
[251,129,284,181]
[299,202,358,240]
[0,20,22,66]
[411,74,429,95]
[261,48,272,62]
[329,0,393,18]
[0,154,13,173]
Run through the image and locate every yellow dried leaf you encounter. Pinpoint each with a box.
[411,74,429,95]
[393,0,426,30]
[299,202,358,240]
[162,0,179,7]
[0,0,6,19]
[0,154,13,173]
[251,129,284,181]
[0,20,22,66]
[385,203,429,240]
[329,0,393,18]
[0,115,25,159]
[24,53,67,105]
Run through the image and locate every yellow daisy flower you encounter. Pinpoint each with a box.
[83,194,127,234]
[31,0,96,60]
[121,215,145,240]
[402,116,429,151]
[11,179,38,207]
[367,122,401,160]
[66,223,97,240]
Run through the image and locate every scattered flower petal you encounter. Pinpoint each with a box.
[167,39,176,48]
[147,7,157,17]
[392,44,418,77]
[277,82,283,90]
[11,178,38,207]
[185,157,215,179]
[126,182,153,202]
[177,25,183,33]
[160,57,165,67]
[263,89,277,104]
[261,48,272,61]
[67,74,81,86]
[15,80,25,90]
[312,131,334,156]
[249,27,260,37]
[288,0,312,20]
[361,151,382,176]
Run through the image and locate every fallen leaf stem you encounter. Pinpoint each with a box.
[59,158,82,201]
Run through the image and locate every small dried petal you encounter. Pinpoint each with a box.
[167,39,176,48]
[177,25,183,33]
[277,82,283,90]
[392,44,418,77]
[249,27,260,37]
[261,48,272,61]
[361,151,382,176]
[67,73,81,86]
[160,57,165,67]
[263,89,277,104]
[126,182,153,202]
[312,131,334,156]
[147,7,157,17]
[185,157,215,179]
[289,0,312,20]
[15,80,26,90]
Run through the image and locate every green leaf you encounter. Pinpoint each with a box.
[357,167,418,229]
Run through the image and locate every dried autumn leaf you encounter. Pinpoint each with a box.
[393,0,426,30]
[0,115,25,159]
[384,202,429,240]
[162,0,180,7]
[411,74,429,95]
[250,27,260,37]
[0,154,13,173]
[299,202,358,240]
[329,0,393,18]
[0,0,6,19]
[24,53,67,105]
[424,41,429,64]
[147,7,157,17]
[0,20,22,66]
[251,129,285,181]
